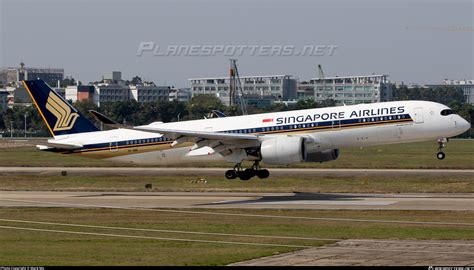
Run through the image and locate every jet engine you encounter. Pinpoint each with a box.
[304,149,340,163]
[260,136,339,165]
[260,136,305,165]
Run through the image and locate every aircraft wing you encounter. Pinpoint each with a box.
[134,126,260,141]
[133,125,262,155]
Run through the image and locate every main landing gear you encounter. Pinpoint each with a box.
[436,138,448,160]
[225,161,270,180]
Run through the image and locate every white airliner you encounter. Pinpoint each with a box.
[24,79,470,180]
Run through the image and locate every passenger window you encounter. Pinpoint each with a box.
[440,109,453,116]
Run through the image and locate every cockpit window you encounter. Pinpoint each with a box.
[440,109,454,116]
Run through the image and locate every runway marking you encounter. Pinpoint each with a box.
[316,246,474,256]
[1,224,473,256]
[1,198,473,227]
[0,225,310,248]
[1,218,473,247]
[246,200,397,206]
[0,218,332,242]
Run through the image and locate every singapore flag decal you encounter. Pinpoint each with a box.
[262,118,273,123]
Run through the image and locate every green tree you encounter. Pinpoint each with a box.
[0,105,48,136]
[101,100,143,125]
[186,94,225,119]
[73,100,100,127]
[130,76,143,85]
[393,86,464,105]
[157,101,187,122]
[61,77,76,87]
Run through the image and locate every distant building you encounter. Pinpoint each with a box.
[300,74,392,105]
[189,75,297,105]
[54,88,66,99]
[112,71,122,82]
[245,95,274,108]
[95,84,130,104]
[0,63,64,86]
[130,85,170,103]
[65,85,79,103]
[0,89,8,111]
[427,79,474,105]
[169,88,191,102]
[8,86,32,105]
[63,72,174,106]
[296,81,315,100]
[65,85,96,104]
[78,86,96,103]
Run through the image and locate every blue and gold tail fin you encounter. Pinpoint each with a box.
[23,79,99,137]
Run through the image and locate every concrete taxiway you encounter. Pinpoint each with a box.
[0,191,473,211]
[231,240,474,266]
[1,167,474,177]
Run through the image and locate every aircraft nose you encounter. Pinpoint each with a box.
[458,117,471,133]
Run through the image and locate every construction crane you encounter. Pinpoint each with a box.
[229,59,247,115]
[317,64,327,100]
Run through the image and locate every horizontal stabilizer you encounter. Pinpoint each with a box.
[37,142,83,150]
[89,110,129,129]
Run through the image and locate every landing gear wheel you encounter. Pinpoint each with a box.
[225,170,237,179]
[436,138,447,160]
[239,170,253,181]
[437,152,445,160]
[256,169,270,179]
[244,168,256,178]
[225,161,271,181]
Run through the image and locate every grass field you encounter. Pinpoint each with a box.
[1,139,474,169]
[0,174,473,193]
[1,140,473,265]
[0,207,473,265]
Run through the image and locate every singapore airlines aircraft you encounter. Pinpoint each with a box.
[23,79,470,180]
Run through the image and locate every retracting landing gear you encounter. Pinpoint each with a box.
[436,138,448,160]
[225,161,270,180]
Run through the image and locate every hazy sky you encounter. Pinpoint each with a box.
[1,0,472,87]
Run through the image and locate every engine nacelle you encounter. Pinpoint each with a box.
[260,136,304,165]
[304,149,340,163]
[260,136,340,165]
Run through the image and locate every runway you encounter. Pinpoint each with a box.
[1,191,473,211]
[1,166,474,176]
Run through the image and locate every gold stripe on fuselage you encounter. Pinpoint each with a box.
[67,141,193,159]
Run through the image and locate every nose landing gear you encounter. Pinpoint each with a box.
[436,138,448,160]
[224,161,270,180]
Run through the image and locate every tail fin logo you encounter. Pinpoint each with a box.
[45,92,79,131]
